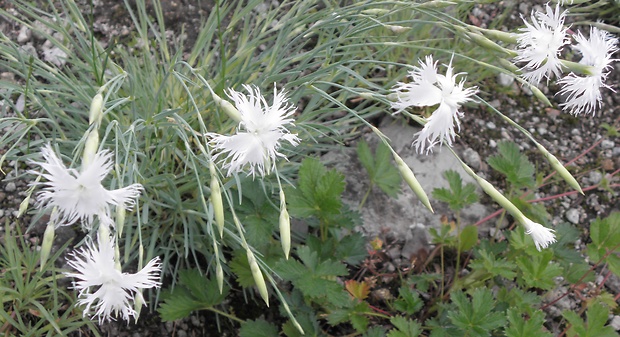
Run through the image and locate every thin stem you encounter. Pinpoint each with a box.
[205,306,244,324]
[358,183,374,210]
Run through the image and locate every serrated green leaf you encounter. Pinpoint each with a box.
[607,254,620,279]
[388,316,423,337]
[588,212,620,262]
[432,170,478,212]
[487,141,535,189]
[240,319,279,337]
[469,249,517,280]
[335,232,368,265]
[357,139,375,175]
[564,262,595,284]
[229,250,256,288]
[158,287,202,321]
[458,225,478,252]
[448,288,505,337]
[357,140,402,198]
[179,269,211,300]
[394,286,423,315]
[364,326,388,337]
[516,252,563,290]
[505,308,553,337]
[287,157,345,218]
[564,302,618,337]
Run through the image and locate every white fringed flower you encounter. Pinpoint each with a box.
[65,235,161,323]
[514,4,569,84]
[521,217,556,251]
[391,55,477,154]
[208,84,300,177]
[557,27,619,115]
[29,144,143,230]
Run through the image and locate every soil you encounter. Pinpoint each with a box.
[0,0,619,336]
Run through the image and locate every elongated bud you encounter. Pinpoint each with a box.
[39,220,55,271]
[279,190,291,259]
[211,91,242,122]
[97,222,111,246]
[458,161,522,217]
[461,29,516,57]
[247,249,269,306]
[209,162,225,237]
[528,85,553,107]
[467,25,517,44]
[361,8,389,15]
[216,262,224,294]
[386,24,408,34]
[458,160,556,249]
[560,60,597,76]
[535,143,583,194]
[89,93,104,126]
[281,299,305,334]
[116,206,126,238]
[18,195,30,218]
[82,129,99,167]
[134,291,145,320]
[393,152,433,213]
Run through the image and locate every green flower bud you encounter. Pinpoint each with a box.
[89,93,104,126]
[116,206,126,238]
[247,249,269,306]
[279,190,291,259]
[211,92,242,123]
[39,220,55,271]
[82,129,99,167]
[216,262,224,294]
[17,195,30,218]
[209,162,225,238]
[393,152,433,213]
[535,143,583,194]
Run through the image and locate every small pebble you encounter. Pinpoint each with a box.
[610,316,620,330]
[565,208,580,224]
[588,171,602,185]
[463,148,481,170]
[17,26,32,44]
[612,147,620,157]
[601,139,615,149]
[5,182,16,192]
[486,122,496,129]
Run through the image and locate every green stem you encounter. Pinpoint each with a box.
[358,183,373,210]
[205,306,244,324]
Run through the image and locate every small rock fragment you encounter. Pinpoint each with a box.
[565,208,579,224]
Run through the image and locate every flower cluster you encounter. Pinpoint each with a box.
[208,84,300,177]
[514,4,569,84]
[514,3,618,116]
[65,234,161,323]
[29,144,143,230]
[391,55,477,154]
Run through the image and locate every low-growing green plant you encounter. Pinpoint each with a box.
[0,224,98,336]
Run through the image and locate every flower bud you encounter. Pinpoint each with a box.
[82,129,99,167]
[247,248,269,306]
[39,220,55,271]
[211,91,242,123]
[535,142,583,194]
[216,261,224,294]
[18,195,30,218]
[393,152,433,213]
[465,30,516,56]
[209,162,225,238]
[459,160,556,250]
[116,206,126,238]
[279,190,291,259]
[361,8,389,15]
[89,93,104,126]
